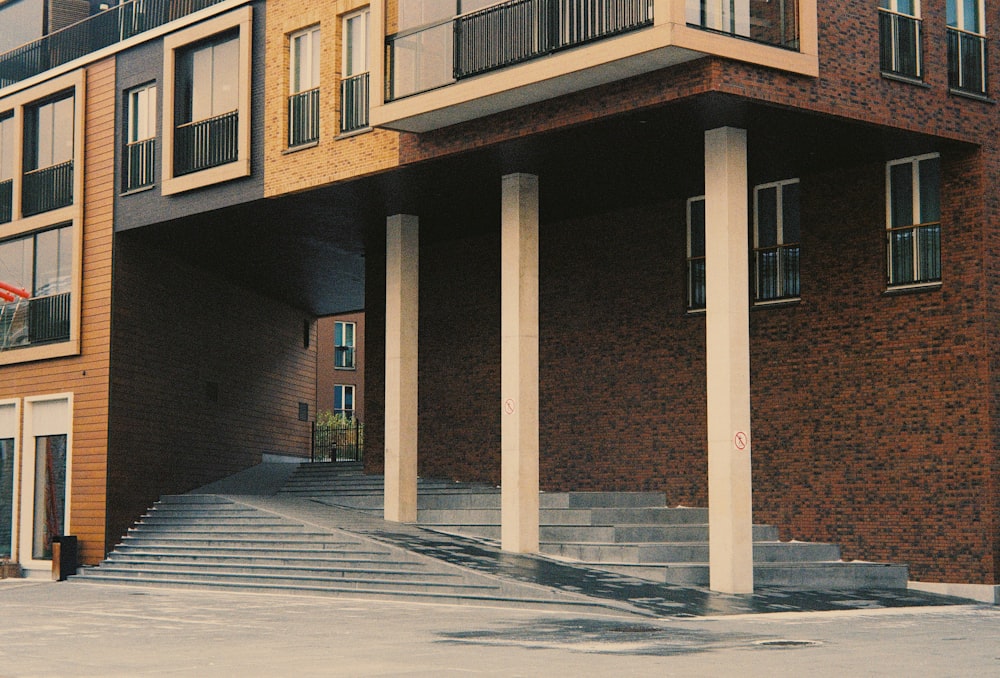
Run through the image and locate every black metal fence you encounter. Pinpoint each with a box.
[288,88,320,146]
[312,419,364,463]
[0,179,11,224]
[28,293,71,345]
[123,138,156,191]
[22,161,73,217]
[947,27,987,95]
[174,110,238,176]
[0,0,226,89]
[340,73,369,133]
[879,10,922,79]
[454,0,653,80]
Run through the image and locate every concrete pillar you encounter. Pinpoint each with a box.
[500,173,540,553]
[704,127,754,594]
[384,214,419,523]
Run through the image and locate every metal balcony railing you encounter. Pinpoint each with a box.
[288,87,320,146]
[123,137,156,191]
[947,27,988,96]
[334,345,356,369]
[879,9,922,79]
[22,161,73,217]
[754,244,800,301]
[340,73,369,134]
[0,0,227,89]
[687,257,706,310]
[687,0,799,50]
[888,223,940,286]
[0,179,11,224]
[388,0,653,100]
[174,110,238,176]
[0,292,71,350]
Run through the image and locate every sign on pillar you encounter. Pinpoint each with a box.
[500,173,540,554]
[704,127,754,594]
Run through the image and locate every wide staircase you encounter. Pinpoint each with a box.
[283,463,907,590]
[75,462,907,599]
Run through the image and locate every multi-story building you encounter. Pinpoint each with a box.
[0,0,997,601]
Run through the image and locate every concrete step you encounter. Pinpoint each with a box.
[592,561,909,589]
[119,535,373,550]
[96,559,455,581]
[537,524,779,543]
[541,540,841,564]
[77,566,501,594]
[107,550,416,568]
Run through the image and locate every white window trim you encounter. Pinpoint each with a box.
[342,7,370,79]
[161,6,253,196]
[753,178,801,304]
[334,384,356,417]
[0,398,21,562]
[335,320,356,370]
[290,25,321,95]
[686,195,706,313]
[18,393,72,573]
[885,152,941,290]
[948,0,982,33]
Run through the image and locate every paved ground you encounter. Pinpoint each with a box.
[1,579,998,677]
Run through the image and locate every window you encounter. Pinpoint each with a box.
[879,1,922,80]
[947,0,987,95]
[173,31,239,176]
[22,94,74,216]
[887,154,940,287]
[162,7,252,194]
[341,8,369,133]
[334,384,355,418]
[123,83,157,192]
[686,196,706,311]
[754,179,800,302]
[0,112,12,224]
[289,26,320,146]
[334,321,356,369]
[32,433,66,560]
[0,225,73,351]
[0,436,12,558]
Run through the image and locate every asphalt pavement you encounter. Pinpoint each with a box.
[1,578,998,677]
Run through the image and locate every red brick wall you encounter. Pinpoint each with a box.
[366,146,996,583]
[106,235,316,550]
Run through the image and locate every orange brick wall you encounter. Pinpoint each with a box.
[264,0,401,197]
[0,58,116,566]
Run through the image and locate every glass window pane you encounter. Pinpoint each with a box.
[334,321,343,346]
[964,0,980,32]
[213,37,240,115]
[781,182,801,243]
[918,156,941,223]
[897,0,915,17]
[32,434,67,560]
[0,439,13,558]
[191,44,214,121]
[36,103,54,168]
[398,0,455,30]
[291,34,305,93]
[890,228,914,283]
[918,224,941,281]
[889,163,914,227]
[344,323,354,346]
[0,116,13,180]
[756,186,778,247]
[688,199,705,257]
[33,227,72,296]
[311,28,321,86]
[51,97,74,165]
[0,237,32,290]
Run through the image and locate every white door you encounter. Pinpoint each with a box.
[18,395,71,571]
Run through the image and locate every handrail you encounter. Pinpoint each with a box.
[0,0,228,89]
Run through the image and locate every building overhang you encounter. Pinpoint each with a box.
[370,0,819,133]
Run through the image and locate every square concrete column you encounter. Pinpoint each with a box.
[384,214,419,523]
[704,127,754,594]
[501,173,540,553]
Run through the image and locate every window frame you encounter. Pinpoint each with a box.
[946,0,987,96]
[161,7,253,196]
[885,153,941,289]
[753,178,801,304]
[879,0,923,80]
[334,320,356,370]
[333,384,356,419]
[288,24,321,147]
[123,82,158,193]
[686,195,706,312]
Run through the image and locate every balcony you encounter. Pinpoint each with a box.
[174,110,238,176]
[0,179,11,224]
[288,87,320,147]
[22,161,73,217]
[340,73,370,134]
[123,138,156,191]
[0,292,71,351]
[373,0,817,132]
[947,27,987,96]
[335,345,356,369]
[0,0,229,90]
[879,9,921,80]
